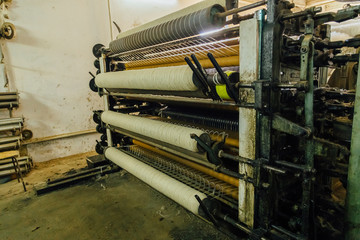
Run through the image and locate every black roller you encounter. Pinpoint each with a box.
[95,142,105,154]
[100,134,107,141]
[94,59,100,69]
[109,4,226,54]
[96,124,106,134]
[93,111,103,124]
[89,78,98,92]
[92,43,104,58]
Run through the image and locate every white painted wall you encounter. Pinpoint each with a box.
[2,0,214,162]
[2,0,111,162]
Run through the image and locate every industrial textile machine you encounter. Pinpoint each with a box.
[89,0,360,239]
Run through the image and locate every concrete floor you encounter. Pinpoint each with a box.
[0,154,232,240]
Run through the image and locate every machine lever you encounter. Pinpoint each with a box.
[89,72,95,78]
[190,54,222,101]
[184,57,218,101]
[191,134,222,166]
[195,195,219,227]
[207,53,239,103]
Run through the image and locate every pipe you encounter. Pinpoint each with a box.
[0,102,18,108]
[0,160,27,170]
[0,136,21,144]
[0,123,21,132]
[345,53,360,240]
[216,0,267,18]
[0,167,27,177]
[0,117,22,125]
[0,95,17,101]
[133,139,239,187]
[0,142,18,151]
[105,147,207,215]
[0,156,30,165]
[126,55,239,70]
[23,129,96,145]
[210,135,239,148]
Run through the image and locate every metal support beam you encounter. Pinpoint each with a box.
[99,55,113,147]
[300,17,315,239]
[345,53,360,240]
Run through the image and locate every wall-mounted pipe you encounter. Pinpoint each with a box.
[345,54,360,240]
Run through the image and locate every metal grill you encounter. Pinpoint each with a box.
[124,146,238,208]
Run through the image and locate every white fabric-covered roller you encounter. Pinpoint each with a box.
[95,65,197,91]
[105,147,206,215]
[101,111,205,152]
[115,0,226,40]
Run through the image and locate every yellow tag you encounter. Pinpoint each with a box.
[215,71,235,100]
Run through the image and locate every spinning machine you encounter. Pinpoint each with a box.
[89,0,360,239]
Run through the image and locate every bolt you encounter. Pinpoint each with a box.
[301,47,308,53]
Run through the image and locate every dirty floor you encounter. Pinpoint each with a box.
[0,153,233,240]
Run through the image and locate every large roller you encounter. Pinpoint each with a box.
[109,4,226,54]
[101,111,208,152]
[105,147,207,215]
[95,65,197,91]
[115,0,226,40]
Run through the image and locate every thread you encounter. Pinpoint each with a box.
[109,5,226,54]
[105,147,207,214]
[95,65,197,91]
[101,111,206,152]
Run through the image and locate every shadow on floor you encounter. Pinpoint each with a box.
[0,170,233,240]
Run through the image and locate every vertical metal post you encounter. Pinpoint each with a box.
[99,55,113,147]
[345,53,360,240]
[300,16,315,239]
[257,0,283,229]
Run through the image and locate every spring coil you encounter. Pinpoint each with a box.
[161,109,238,132]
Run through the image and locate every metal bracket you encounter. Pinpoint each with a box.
[190,134,222,166]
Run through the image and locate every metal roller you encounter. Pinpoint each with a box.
[95,65,198,91]
[101,111,209,152]
[127,55,239,70]
[109,4,226,54]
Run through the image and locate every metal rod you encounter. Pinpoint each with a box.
[216,212,252,234]
[23,129,96,145]
[217,0,267,18]
[100,55,113,147]
[218,150,254,165]
[345,52,360,240]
